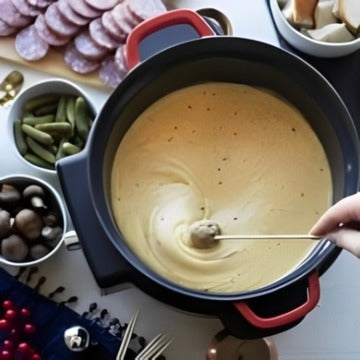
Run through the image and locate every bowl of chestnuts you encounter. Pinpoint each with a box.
[0,174,67,266]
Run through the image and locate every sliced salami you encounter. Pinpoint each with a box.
[0,0,32,28]
[57,0,89,26]
[111,3,132,36]
[68,0,102,19]
[101,10,125,39]
[27,0,53,9]
[64,42,100,74]
[35,13,70,46]
[122,3,139,27]
[99,55,125,88]
[74,30,109,61]
[44,3,80,37]
[84,0,119,11]
[15,24,49,61]
[89,17,123,50]
[0,18,17,36]
[127,0,166,21]
[10,0,42,17]
[114,44,128,76]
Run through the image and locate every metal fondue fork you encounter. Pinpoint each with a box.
[214,234,322,240]
[135,333,173,360]
[116,311,139,360]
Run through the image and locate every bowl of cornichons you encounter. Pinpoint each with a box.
[8,78,96,173]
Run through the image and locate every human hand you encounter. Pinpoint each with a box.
[310,193,360,258]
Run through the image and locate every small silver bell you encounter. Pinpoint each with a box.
[64,326,90,352]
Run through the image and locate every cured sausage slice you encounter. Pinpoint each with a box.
[34,13,70,46]
[101,10,125,39]
[121,3,139,27]
[44,3,80,37]
[64,42,100,74]
[114,44,128,76]
[0,0,32,28]
[99,55,125,88]
[127,0,166,21]
[89,17,123,50]
[84,0,119,11]
[15,24,49,61]
[10,0,42,17]
[111,3,132,36]
[0,18,17,36]
[68,0,102,19]
[57,0,89,26]
[74,30,109,60]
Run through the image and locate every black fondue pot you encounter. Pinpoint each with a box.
[57,9,360,338]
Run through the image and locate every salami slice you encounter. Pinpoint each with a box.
[10,0,42,17]
[89,17,123,50]
[0,0,32,28]
[35,13,70,46]
[101,10,125,39]
[64,42,100,74]
[84,0,119,11]
[111,3,132,36]
[114,44,128,76]
[0,18,17,35]
[27,0,53,8]
[122,3,139,27]
[44,3,80,37]
[127,0,166,21]
[15,24,49,61]
[74,30,109,61]
[57,0,89,26]
[99,55,125,88]
[68,0,102,19]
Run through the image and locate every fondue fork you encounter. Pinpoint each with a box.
[116,311,139,360]
[214,234,322,240]
[135,333,173,360]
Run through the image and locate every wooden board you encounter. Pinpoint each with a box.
[0,36,108,90]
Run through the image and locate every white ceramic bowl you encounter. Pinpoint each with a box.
[0,174,67,267]
[269,0,360,57]
[7,78,96,174]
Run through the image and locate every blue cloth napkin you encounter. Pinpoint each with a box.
[0,267,139,359]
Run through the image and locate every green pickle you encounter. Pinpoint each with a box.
[15,91,95,168]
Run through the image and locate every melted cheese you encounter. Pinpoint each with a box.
[110,83,332,293]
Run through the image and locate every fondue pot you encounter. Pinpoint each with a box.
[57,9,360,339]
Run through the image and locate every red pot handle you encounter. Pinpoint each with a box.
[233,271,320,329]
[126,9,216,70]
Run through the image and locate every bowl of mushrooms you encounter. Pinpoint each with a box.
[269,0,360,57]
[0,174,67,266]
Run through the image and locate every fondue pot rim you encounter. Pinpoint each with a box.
[85,36,359,301]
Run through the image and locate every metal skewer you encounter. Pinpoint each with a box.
[214,234,322,240]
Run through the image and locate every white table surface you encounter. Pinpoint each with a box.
[1,1,360,359]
